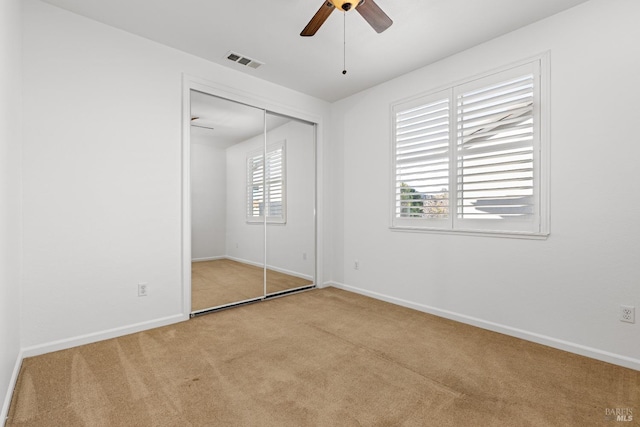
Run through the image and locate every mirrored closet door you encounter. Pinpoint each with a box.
[265,111,315,296]
[189,91,315,315]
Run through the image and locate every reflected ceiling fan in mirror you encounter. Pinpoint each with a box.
[190,116,215,130]
[301,0,393,36]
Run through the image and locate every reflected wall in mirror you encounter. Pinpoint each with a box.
[266,112,315,295]
[190,91,265,311]
[190,91,316,314]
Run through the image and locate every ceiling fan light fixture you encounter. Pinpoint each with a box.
[329,0,362,12]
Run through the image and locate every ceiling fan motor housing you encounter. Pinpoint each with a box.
[330,0,365,12]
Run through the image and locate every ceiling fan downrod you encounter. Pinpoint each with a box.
[343,12,347,75]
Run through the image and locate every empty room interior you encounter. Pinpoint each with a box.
[1,0,639,425]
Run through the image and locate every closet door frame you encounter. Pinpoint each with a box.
[181,74,321,317]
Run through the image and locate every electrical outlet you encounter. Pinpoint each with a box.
[303,252,307,260]
[138,283,148,297]
[354,260,359,270]
[620,305,635,323]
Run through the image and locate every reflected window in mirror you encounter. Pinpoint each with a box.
[247,140,286,224]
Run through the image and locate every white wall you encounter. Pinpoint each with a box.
[190,130,227,261]
[0,0,23,419]
[266,120,316,279]
[225,134,265,266]
[21,0,329,352]
[329,0,640,368]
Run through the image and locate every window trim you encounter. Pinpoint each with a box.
[246,140,287,224]
[390,54,550,239]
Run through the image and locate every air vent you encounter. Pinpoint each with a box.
[226,51,264,69]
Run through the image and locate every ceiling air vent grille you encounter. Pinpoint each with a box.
[226,51,263,69]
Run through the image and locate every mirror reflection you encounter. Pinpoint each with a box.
[190,91,315,313]
[266,111,315,295]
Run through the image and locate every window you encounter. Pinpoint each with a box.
[247,141,286,223]
[392,58,548,237]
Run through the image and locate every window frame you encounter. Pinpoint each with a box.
[390,55,550,239]
[246,140,287,224]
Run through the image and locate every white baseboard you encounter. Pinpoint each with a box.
[328,281,640,371]
[225,255,261,268]
[192,256,225,262]
[21,313,187,359]
[267,264,313,281]
[225,256,313,281]
[1,349,23,425]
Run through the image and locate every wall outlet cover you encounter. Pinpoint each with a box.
[138,283,148,297]
[620,305,635,323]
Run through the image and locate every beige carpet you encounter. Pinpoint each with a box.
[191,259,313,311]
[7,288,640,426]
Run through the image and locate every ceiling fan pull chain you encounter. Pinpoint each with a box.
[342,12,347,75]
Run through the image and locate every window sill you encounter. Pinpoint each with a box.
[246,219,287,225]
[389,225,549,240]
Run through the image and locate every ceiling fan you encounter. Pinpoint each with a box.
[190,116,215,130]
[301,0,393,37]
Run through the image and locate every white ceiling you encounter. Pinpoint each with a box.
[40,0,590,102]
[190,90,291,146]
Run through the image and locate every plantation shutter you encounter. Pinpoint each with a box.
[454,62,539,232]
[391,58,546,236]
[247,154,265,218]
[265,146,284,218]
[393,91,451,228]
[247,141,286,223]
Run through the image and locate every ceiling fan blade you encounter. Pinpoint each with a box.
[301,1,335,37]
[356,0,393,33]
